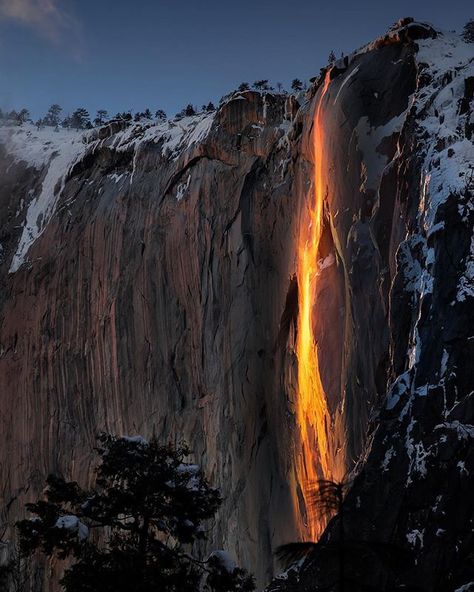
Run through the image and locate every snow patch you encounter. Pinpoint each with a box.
[176,173,191,201]
[385,370,411,410]
[176,463,200,475]
[454,584,474,592]
[381,446,395,471]
[207,550,237,573]
[405,418,430,483]
[434,421,474,440]
[406,528,424,549]
[122,435,148,445]
[112,112,215,162]
[333,65,360,105]
[55,515,89,541]
[6,126,88,273]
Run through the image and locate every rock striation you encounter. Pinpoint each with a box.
[0,19,472,591]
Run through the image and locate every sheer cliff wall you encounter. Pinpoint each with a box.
[0,20,472,591]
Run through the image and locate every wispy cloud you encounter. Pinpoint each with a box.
[0,0,82,55]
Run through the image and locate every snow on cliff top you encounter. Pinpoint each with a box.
[0,111,216,170]
[415,31,474,200]
[414,31,474,306]
[0,112,215,272]
[109,112,215,159]
[0,124,86,169]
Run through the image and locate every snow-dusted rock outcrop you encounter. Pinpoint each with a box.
[269,20,474,592]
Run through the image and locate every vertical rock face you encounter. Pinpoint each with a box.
[270,22,474,592]
[0,20,472,591]
[0,94,303,586]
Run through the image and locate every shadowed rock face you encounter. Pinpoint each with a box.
[269,22,474,592]
[0,21,472,592]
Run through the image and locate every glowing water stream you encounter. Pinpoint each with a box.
[295,72,333,540]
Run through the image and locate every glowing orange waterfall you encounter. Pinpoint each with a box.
[295,71,333,540]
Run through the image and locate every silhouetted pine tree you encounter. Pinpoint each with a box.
[253,80,270,91]
[44,104,62,127]
[17,435,255,592]
[94,109,108,126]
[16,109,30,124]
[291,78,303,92]
[70,108,91,130]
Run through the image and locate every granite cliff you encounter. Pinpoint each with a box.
[0,19,473,591]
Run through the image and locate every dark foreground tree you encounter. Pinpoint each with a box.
[17,435,255,592]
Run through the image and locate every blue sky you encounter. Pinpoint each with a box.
[0,0,471,120]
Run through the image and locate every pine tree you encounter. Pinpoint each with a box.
[238,82,250,92]
[291,78,303,92]
[155,109,167,120]
[252,80,270,91]
[94,109,108,126]
[115,111,132,122]
[17,435,255,592]
[44,104,62,127]
[70,108,90,130]
[17,109,30,124]
[328,50,337,64]
[205,102,216,112]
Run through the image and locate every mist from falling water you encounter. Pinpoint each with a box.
[294,71,342,541]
